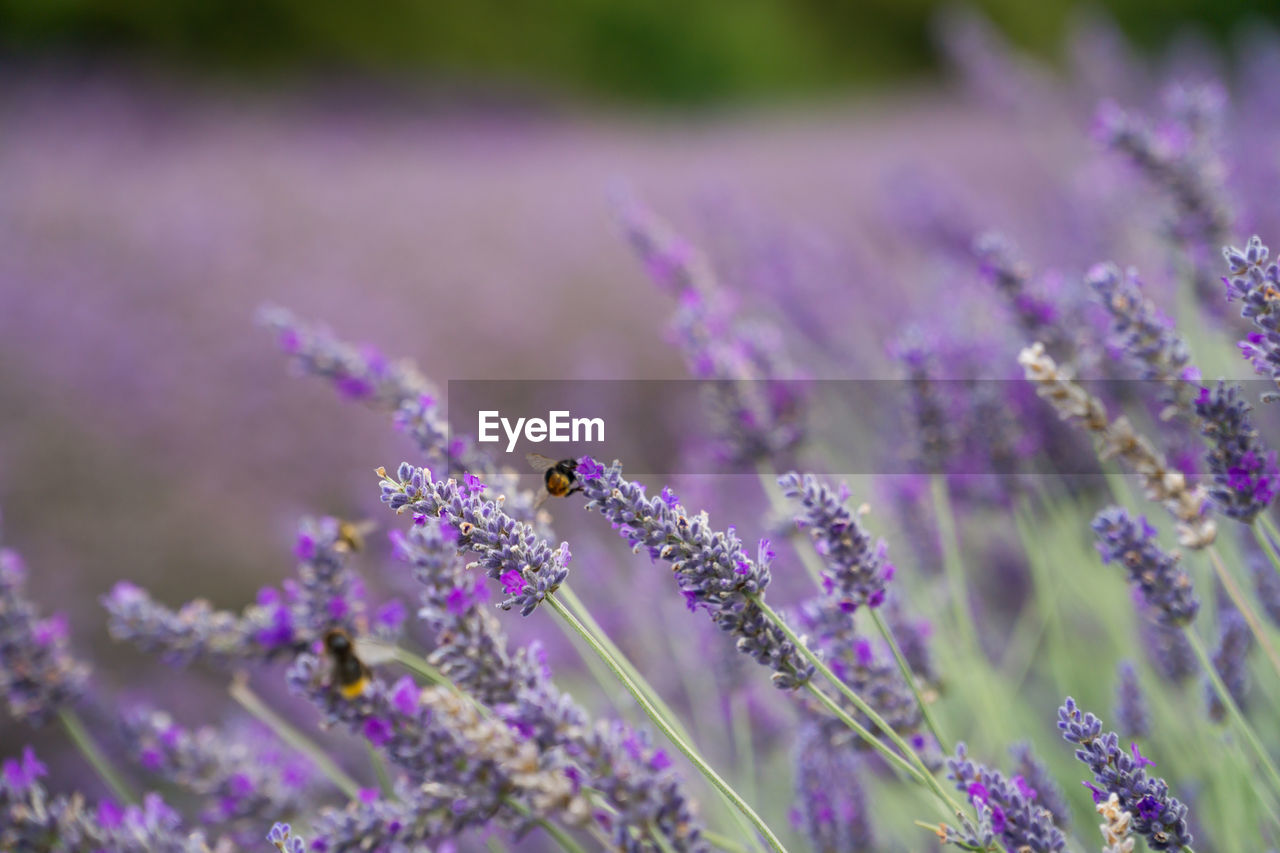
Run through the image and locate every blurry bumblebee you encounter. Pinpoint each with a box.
[324,628,371,699]
[526,454,583,509]
[334,519,377,553]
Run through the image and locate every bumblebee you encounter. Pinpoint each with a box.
[334,519,377,553]
[324,628,370,699]
[526,454,583,508]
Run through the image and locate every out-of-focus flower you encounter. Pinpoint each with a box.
[975,232,1071,360]
[791,721,874,852]
[1095,84,1232,308]
[1194,382,1279,523]
[1205,608,1252,723]
[574,456,813,689]
[1008,741,1071,828]
[0,529,88,726]
[1113,661,1150,739]
[945,743,1066,851]
[2,748,211,853]
[1058,698,1193,849]
[1086,262,1200,421]
[104,517,373,667]
[121,706,317,834]
[616,193,805,466]
[1092,508,1199,626]
[1022,342,1216,548]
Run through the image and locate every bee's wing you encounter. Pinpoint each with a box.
[526,453,559,473]
[353,636,398,666]
[346,520,378,536]
[532,489,551,510]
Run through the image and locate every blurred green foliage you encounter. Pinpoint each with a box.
[0,0,1274,103]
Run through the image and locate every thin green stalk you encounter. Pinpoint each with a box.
[1184,627,1280,809]
[504,796,588,853]
[366,743,394,798]
[802,682,927,786]
[545,593,788,853]
[729,695,757,807]
[748,593,968,822]
[58,707,136,804]
[388,646,448,686]
[229,676,362,800]
[558,584,696,745]
[703,829,751,853]
[1254,518,1280,585]
[1204,545,1280,680]
[758,460,950,753]
[869,608,950,754]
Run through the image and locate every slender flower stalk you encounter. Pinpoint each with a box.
[1020,342,1216,548]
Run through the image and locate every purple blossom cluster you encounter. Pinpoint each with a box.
[1092,508,1200,627]
[1225,236,1280,398]
[791,721,874,852]
[1205,608,1252,723]
[573,456,814,689]
[944,742,1066,852]
[376,463,571,616]
[1194,382,1280,523]
[103,516,385,667]
[1086,262,1200,420]
[617,193,806,465]
[0,529,88,727]
[2,747,211,853]
[1058,698,1192,849]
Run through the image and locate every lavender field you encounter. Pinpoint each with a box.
[5,9,1280,853]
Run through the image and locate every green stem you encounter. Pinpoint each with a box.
[1205,545,1280,681]
[388,646,448,686]
[703,829,750,853]
[58,707,136,804]
[802,682,927,786]
[1254,519,1280,587]
[229,676,362,800]
[729,694,757,807]
[366,743,395,798]
[1184,627,1280,807]
[504,796,588,853]
[545,594,788,853]
[748,593,967,821]
[868,609,950,754]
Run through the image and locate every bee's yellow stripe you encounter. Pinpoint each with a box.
[339,676,369,699]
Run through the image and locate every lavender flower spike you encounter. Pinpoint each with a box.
[1021,342,1216,548]
[792,721,875,852]
[1087,262,1200,421]
[1205,608,1252,723]
[1092,508,1200,627]
[575,457,814,689]
[1224,236,1280,399]
[2,748,212,853]
[945,743,1066,851]
[1058,697,1193,849]
[780,472,892,612]
[1194,382,1280,523]
[377,464,570,615]
[0,534,88,726]
[1008,742,1071,829]
[1113,661,1150,739]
